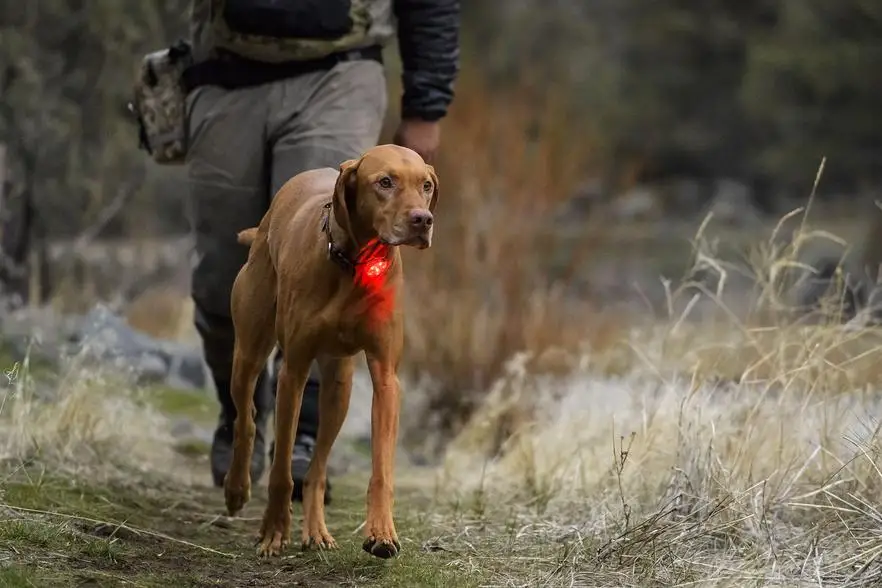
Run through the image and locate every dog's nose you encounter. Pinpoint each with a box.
[409,210,433,230]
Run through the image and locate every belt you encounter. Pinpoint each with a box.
[181,45,383,93]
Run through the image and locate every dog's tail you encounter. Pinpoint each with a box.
[236,227,258,246]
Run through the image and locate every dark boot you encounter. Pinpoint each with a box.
[209,370,274,488]
[194,304,275,488]
[210,417,267,488]
[268,433,333,504]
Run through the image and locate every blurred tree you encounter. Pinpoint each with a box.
[1,0,881,252]
[0,1,188,300]
[0,0,189,241]
[462,0,882,201]
[741,0,882,196]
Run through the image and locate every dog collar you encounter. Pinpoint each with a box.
[320,202,394,283]
[321,202,357,274]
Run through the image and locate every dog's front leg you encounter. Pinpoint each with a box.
[257,351,312,558]
[362,350,402,559]
[300,355,355,550]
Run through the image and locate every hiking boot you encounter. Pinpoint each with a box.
[210,418,268,488]
[269,434,332,504]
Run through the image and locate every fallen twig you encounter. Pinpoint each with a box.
[1,503,237,558]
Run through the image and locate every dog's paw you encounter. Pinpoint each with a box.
[255,499,292,558]
[301,512,337,551]
[362,512,400,559]
[362,536,401,559]
[223,474,251,517]
[256,520,290,558]
[301,530,338,552]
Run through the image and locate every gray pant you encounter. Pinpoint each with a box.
[186,59,387,434]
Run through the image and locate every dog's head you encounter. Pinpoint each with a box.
[333,144,439,250]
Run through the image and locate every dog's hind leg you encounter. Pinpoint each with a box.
[301,354,355,550]
[257,343,313,558]
[224,250,277,518]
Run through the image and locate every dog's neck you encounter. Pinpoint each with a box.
[322,203,391,274]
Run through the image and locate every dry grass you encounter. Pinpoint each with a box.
[5,204,882,584]
[431,315,882,585]
[391,67,623,451]
[0,352,192,482]
[424,186,882,585]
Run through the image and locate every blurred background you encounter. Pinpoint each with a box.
[2,1,882,453]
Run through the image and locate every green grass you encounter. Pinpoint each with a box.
[0,466,506,587]
[0,567,41,588]
[139,385,216,425]
[0,342,56,385]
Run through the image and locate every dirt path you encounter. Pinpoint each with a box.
[0,378,491,588]
[0,459,480,588]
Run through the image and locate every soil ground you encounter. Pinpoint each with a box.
[0,463,487,587]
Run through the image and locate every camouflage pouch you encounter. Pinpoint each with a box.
[128,40,193,165]
[209,0,372,63]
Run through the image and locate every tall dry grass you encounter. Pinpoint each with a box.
[391,67,622,451]
[0,352,188,482]
[429,206,882,586]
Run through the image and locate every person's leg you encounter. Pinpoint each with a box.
[265,57,388,502]
[186,84,276,487]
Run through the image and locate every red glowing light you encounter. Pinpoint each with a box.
[353,239,395,328]
[364,258,390,280]
[354,241,391,286]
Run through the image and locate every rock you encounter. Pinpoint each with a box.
[552,177,606,224]
[166,352,210,390]
[1,302,210,392]
[132,354,170,384]
[170,418,197,439]
[864,282,882,321]
[66,304,209,390]
[0,304,79,363]
[704,178,762,227]
[610,185,662,221]
[659,178,707,215]
[788,248,865,323]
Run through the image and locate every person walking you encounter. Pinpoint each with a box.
[182,0,460,502]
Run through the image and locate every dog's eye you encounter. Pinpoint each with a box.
[378,177,393,189]
[423,181,433,192]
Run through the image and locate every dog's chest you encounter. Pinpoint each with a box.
[312,279,396,356]
[317,316,367,357]
[334,316,362,349]
[317,298,388,356]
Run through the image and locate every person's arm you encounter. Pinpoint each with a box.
[391,0,460,162]
[393,0,460,122]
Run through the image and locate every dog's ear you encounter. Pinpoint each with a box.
[333,158,360,246]
[426,164,440,213]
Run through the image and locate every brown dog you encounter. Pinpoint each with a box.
[222,144,438,560]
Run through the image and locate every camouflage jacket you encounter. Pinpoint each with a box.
[189,0,460,121]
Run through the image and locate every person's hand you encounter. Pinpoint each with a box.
[393,118,441,164]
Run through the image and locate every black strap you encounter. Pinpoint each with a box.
[181,45,383,93]
[320,202,357,274]
[126,102,153,155]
